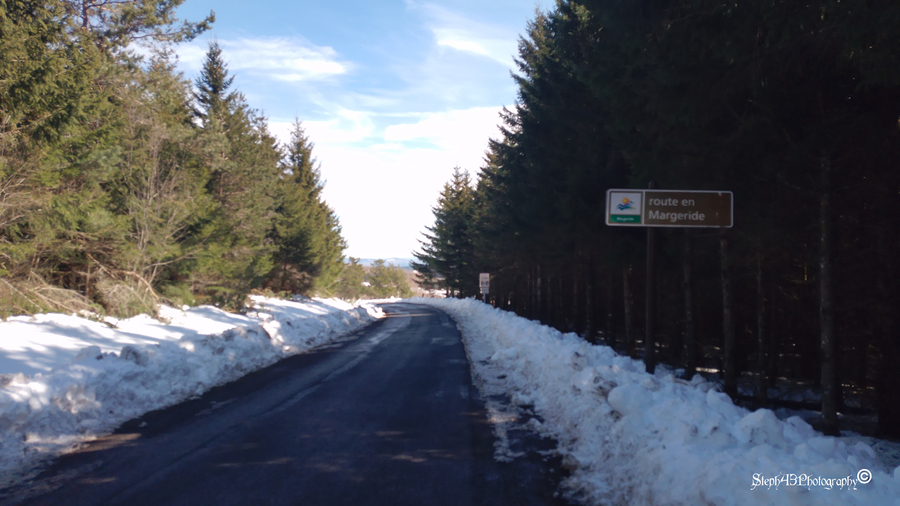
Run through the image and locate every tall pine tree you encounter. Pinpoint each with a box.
[412,167,477,298]
[190,40,280,307]
[268,120,346,294]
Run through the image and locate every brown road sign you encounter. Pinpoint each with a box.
[607,189,733,228]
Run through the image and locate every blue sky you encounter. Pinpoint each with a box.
[172,0,553,258]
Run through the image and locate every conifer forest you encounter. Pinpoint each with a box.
[413,1,900,438]
[0,1,363,317]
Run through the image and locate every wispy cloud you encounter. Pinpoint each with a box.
[432,28,518,68]
[178,36,350,83]
[412,3,520,69]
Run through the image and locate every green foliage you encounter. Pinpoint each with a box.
[367,260,413,299]
[327,258,413,301]
[267,120,346,296]
[192,40,235,122]
[412,167,478,298]
[328,257,368,301]
[0,0,102,142]
[62,0,214,50]
[186,40,282,308]
[0,3,347,317]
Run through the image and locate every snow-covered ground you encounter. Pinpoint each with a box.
[0,296,382,487]
[411,297,900,506]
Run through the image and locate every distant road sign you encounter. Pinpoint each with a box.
[606,189,733,228]
[479,273,490,295]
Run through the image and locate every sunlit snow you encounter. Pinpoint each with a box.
[412,297,900,506]
[0,296,382,487]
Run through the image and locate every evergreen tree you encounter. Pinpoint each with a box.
[190,41,280,307]
[268,120,346,295]
[329,257,367,301]
[412,167,477,298]
[1,0,214,316]
[192,40,235,122]
[62,0,214,51]
[367,260,413,299]
[102,47,212,314]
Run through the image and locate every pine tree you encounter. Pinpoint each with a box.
[190,41,280,307]
[268,120,346,295]
[63,0,214,51]
[367,260,413,299]
[412,167,477,298]
[1,0,214,316]
[193,40,235,123]
[101,47,212,314]
[329,257,367,301]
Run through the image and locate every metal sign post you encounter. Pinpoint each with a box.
[645,183,657,375]
[606,187,734,374]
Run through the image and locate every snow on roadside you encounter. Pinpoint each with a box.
[0,296,382,486]
[411,297,900,506]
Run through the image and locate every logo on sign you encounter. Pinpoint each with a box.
[608,191,642,224]
[617,198,635,211]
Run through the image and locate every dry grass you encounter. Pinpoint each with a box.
[0,274,99,319]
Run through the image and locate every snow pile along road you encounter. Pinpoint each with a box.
[0,296,382,484]
[412,297,900,506]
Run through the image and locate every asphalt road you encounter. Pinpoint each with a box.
[3,303,571,506]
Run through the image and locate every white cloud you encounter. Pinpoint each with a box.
[269,106,504,258]
[304,109,377,144]
[413,3,520,69]
[435,37,487,56]
[177,36,349,83]
[384,107,502,152]
[175,43,207,69]
[432,28,518,68]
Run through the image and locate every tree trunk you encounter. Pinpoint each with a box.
[683,230,696,379]
[85,263,93,301]
[571,272,578,333]
[606,271,616,348]
[876,328,900,438]
[584,263,593,342]
[525,267,536,320]
[721,231,737,397]
[279,260,289,293]
[623,264,636,358]
[768,281,779,385]
[558,275,565,330]
[819,154,839,436]
[558,274,564,328]
[756,247,767,407]
[546,272,553,325]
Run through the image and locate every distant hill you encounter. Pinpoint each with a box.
[354,258,415,270]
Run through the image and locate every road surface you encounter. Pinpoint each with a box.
[2,303,571,506]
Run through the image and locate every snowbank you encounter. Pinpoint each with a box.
[412,297,900,506]
[0,296,382,485]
